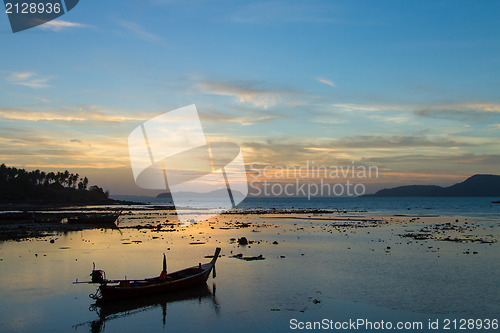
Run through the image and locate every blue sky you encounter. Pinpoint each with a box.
[0,0,499,195]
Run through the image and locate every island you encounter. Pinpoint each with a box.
[364,174,500,197]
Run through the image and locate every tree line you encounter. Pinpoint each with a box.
[0,164,109,203]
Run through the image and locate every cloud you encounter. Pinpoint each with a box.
[196,80,293,108]
[335,135,472,149]
[39,20,89,32]
[315,77,336,87]
[243,140,318,165]
[0,103,158,172]
[201,111,280,126]
[367,153,500,166]
[239,136,500,190]
[8,72,33,80]
[0,126,130,169]
[308,103,411,125]
[200,104,289,126]
[241,137,380,167]
[241,134,477,163]
[6,72,50,89]
[38,98,53,103]
[0,106,151,123]
[366,114,413,124]
[330,103,403,112]
[117,20,163,43]
[415,103,500,122]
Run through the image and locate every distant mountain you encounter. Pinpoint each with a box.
[365,174,500,197]
[157,188,244,198]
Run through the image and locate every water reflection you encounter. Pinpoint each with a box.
[74,283,219,333]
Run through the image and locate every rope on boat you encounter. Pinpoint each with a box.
[89,288,101,300]
[89,303,99,313]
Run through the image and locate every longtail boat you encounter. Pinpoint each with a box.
[0,211,33,221]
[67,210,121,225]
[33,212,64,224]
[75,248,221,302]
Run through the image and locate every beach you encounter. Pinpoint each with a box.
[3,1,499,331]
[0,205,498,332]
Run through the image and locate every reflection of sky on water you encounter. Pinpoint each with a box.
[111,196,500,218]
[0,216,499,332]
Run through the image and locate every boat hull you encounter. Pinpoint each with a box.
[97,249,220,302]
[96,283,212,317]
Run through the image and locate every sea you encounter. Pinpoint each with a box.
[112,195,500,218]
[0,196,498,332]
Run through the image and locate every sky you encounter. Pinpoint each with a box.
[0,0,499,196]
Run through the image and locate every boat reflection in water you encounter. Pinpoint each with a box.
[74,283,219,333]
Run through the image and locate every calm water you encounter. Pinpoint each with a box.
[113,196,500,217]
[1,198,499,332]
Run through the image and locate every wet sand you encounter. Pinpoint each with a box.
[3,206,498,246]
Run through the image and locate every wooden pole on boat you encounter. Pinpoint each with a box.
[159,253,168,280]
[212,247,221,278]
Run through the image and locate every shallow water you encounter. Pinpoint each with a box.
[112,196,500,218]
[0,214,499,332]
